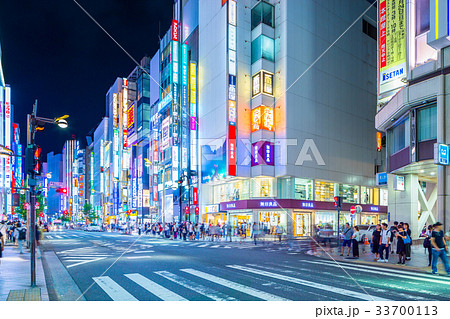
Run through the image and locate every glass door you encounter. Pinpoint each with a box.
[295,213,311,237]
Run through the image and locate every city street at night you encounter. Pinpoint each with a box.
[39,230,450,301]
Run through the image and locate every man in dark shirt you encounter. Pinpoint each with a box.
[431,222,450,275]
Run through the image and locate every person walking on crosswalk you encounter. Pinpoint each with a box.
[13,223,26,254]
[430,222,450,276]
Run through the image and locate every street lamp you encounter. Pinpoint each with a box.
[27,100,69,287]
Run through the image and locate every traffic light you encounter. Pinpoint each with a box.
[334,196,343,209]
[56,188,67,194]
[195,206,199,215]
[26,145,42,176]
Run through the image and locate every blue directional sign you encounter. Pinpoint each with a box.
[438,144,449,165]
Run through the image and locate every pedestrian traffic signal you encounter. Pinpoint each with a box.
[195,206,199,215]
[184,206,189,214]
[334,196,343,209]
[26,145,43,176]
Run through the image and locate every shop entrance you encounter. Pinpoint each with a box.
[203,213,227,226]
[258,211,287,235]
[294,212,311,237]
[230,213,252,237]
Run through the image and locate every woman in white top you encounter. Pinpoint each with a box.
[351,226,360,258]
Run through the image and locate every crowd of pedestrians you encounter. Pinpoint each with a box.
[337,220,450,275]
[0,220,29,257]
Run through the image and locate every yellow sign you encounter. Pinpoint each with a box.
[379,0,406,93]
[190,62,197,104]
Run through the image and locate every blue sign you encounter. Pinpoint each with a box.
[438,144,449,165]
[388,212,391,222]
[377,172,388,186]
[370,206,379,212]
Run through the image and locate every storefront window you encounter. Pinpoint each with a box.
[251,177,276,198]
[361,214,380,225]
[339,213,352,228]
[213,179,250,204]
[339,184,359,203]
[361,186,373,204]
[417,105,437,142]
[315,181,335,202]
[315,212,337,232]
[294,213,311,237]
[259,211,287,235]
[294,178,313,200]
[230,212,253,237]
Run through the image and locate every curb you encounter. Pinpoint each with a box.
[40,244,86,301]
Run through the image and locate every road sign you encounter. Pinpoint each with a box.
[350,206,356,215]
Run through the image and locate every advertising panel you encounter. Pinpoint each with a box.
[5,86,11,188]
[201,138,227,183]
[113,93,118,128]
[161,117,170,150]
[378,0,406,98]
[127,102,135,136]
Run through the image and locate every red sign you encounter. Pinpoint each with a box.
[228,125,236,176]
[350,206,356,215]
[192,187,198,205]
[172,20,179,41]
[379,0,387,68]
[123,129,128,147]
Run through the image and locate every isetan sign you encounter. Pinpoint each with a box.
[172,20,179,41]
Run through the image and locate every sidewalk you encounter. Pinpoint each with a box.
[0,243,49,301]
[308,243,450,274]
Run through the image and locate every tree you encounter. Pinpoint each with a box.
[82,203,98,223]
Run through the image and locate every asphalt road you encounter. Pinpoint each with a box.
[40,229,450,301]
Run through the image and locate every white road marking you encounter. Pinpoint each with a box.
[125,273,186,301]
[155,270,237,301]
[46,236,53,239]
[197,244,209,248]
[93,276,138,301]
[54,235,63,239]
[227,265,389,301]
[133,250,155,254]
[223,246,232,249]
[66,257,106,268]
[210,245,220,248]
[126,256,152,259]
[180,268,289,301]
[302,260,450,285]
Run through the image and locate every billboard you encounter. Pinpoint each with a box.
[378,0,406,100]
[201,138,227,184]
[161,117,170,150]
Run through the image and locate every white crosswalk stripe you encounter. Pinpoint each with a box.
[125,273,187,301]
[227,264,390,301]
[180,268,289,301]
[155,271,237,301]
[197,244,209,247]
[93,276,138,301]
[302,260,450,286]
[210,245,220,248]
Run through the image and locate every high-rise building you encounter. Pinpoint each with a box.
[375,0,450,237]
[197,0,383,237]
[46,151,63,217]
[62,139,78,221]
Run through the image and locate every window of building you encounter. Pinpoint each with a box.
[315,181,335,202]
[315,212,337,233]
[415,0,437,66]
[251,1,274,30]
[251,35,275,64]
[417,105,437,141]
[380,189,388,206]
[213,180,250,204]
[251,177,276,198]
[338,184,359,203]
[389,120,408,154]
[362,19,376,40]
[360,186,374,204]
[294,178,313,200]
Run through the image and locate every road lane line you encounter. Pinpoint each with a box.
[317,259,450,280]
[197,244,209,247]
[125,273,187,301]
[180,268,289,301]
[227,265,389,301]
[67,257,106,268]
[126,256,152,259]
[133,250,155,254]
[93,276,138,301]
[155,271,237,301]
[210,245,220,248]
[302,260,450,285]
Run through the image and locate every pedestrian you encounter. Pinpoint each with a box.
[423,225,433,266]
[275,224,283,242]
[378,223,391,263]
[14,223,27,254]
[182,223,187,240]
[351,226,360,258]
[430,222,450,275]
[371,224,381,261]
[195,223,200,240]
[404,223,412,260]
[390,221,399,254]
[0,227,4,258]
[189,222,194,240]
[395,225,408,265]
[340,223,353,257]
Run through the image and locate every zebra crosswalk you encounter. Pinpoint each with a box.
[87,261,450,301]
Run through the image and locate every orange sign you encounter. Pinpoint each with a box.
[376,132,382,151]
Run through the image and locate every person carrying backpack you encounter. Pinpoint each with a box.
[14,223,27,254]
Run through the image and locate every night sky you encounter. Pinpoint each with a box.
[0,0,173,156]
